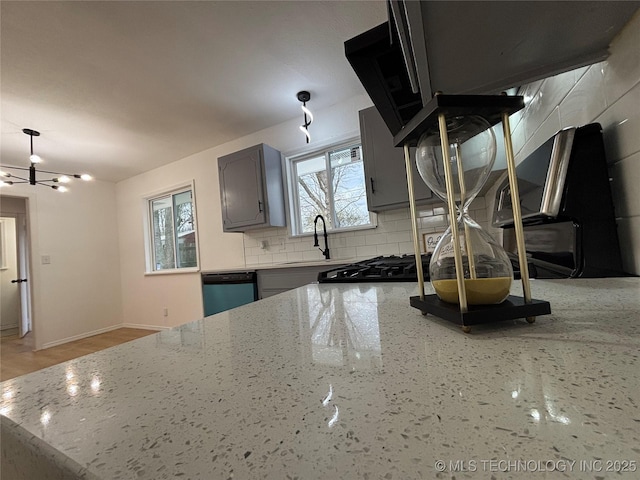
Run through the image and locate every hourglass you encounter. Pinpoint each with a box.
[395,94,551,332]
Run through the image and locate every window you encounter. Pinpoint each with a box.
[288,141,373,235]
[146,185,199,272]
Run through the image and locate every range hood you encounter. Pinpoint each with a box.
[345,1,640,135]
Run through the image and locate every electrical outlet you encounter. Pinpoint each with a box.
[163,308,168,317]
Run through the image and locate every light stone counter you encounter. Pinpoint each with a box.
[203,257,354,274]
[1,278,639,479]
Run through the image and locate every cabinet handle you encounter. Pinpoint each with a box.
[258,201,263,213]
[370,177,375,194]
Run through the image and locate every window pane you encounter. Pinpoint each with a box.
[173,190,197,268]
[151,196,176,270]
[295,156,333,233]
[330,146,369,229]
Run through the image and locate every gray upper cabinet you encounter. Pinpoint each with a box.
[218,144,286,232]
[359,107,434,212]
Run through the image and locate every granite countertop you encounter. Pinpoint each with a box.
[1,278,639,479]
[203,257,353,274]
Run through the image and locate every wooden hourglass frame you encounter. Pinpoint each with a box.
[394,94,551,333]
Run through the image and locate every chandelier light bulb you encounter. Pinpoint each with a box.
[80,174,93,181]
[0,171,10,177]
[0,180,13,188]
[52,185,68,192]
[30,154,42,164]
[56,175,71,183]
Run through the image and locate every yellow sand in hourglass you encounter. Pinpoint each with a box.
[432,277,512,305]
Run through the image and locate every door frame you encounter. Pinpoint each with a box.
[0,194,36,345]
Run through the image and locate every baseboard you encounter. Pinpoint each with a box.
[41,324,123,349]
[1,323,19,331]
[122,323,168,331]
[40,324,168,350]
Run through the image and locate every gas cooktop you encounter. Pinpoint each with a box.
[317,255,432,283]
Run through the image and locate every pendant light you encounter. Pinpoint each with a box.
[0,129,93,192]
[297,91,313,143]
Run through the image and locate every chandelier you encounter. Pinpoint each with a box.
[0,129,92,192]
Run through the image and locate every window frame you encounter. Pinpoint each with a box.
[142,181,200,275]
[285,138,376,237]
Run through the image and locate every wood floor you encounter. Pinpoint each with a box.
[0,328,157,381]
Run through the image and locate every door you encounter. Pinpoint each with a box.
[0,214,30,337]
[0,196,32,339]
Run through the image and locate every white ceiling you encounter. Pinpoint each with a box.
[1,1,386,183]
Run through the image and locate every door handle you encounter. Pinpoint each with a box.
[258,201,264,213]
[370,177,375,194]
[11,278,27,284]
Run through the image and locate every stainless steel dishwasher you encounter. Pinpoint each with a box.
[201,271,258,316]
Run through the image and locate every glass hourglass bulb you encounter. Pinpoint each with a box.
[416,115,513,306]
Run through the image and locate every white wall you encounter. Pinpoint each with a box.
[116,94,374,328]
[0,182,123,350]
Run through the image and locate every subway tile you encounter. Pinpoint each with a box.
[294,241,311,252]
[559,64,607,129]
[420,214,448,229]
[382,208,410,220]
[398,241,415,254]
[355,245,378,257]
[616,216,640,275]
[365,233,388,245]
[518,108,561,163]
[417,207,433,217]
[510,121,526,158]
[610,152,640,217]
[271,253,288,263]
[572,65,589,84]
[386,231,411,243]
[332,247,357,259]
[603,11,640,105]
[431,205,446,216]
[285,252,305,263]
[302,250,324,261]
[376,244,400,256]
[524,72,575,138]
[346,235,366,247]
[334,236,348,248]
[242,236,260,248]
[244,255,259,265]
[257,254,274,264]
[597,81,640,163]
[519,79,544,108]
[385,219,412,232]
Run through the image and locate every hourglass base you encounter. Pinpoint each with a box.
[410,294,551,330]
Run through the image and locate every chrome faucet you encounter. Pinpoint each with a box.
[313,214,330,260]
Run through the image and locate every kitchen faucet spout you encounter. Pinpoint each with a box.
[313,215,330,260]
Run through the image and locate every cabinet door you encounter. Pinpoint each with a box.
[360,107,433,212]
[219,146,266,230]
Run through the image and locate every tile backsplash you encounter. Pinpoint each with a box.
[243,197,489,266]
[484,9,640,275]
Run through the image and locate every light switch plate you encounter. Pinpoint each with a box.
[41,255,51,265]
